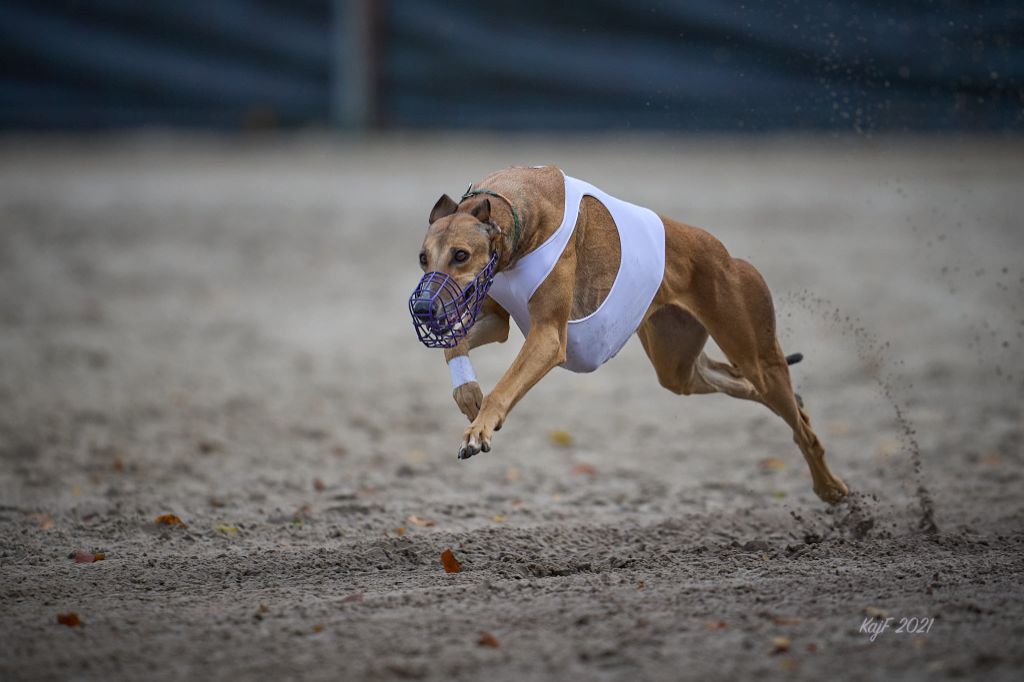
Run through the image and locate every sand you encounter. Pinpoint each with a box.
[1,134,1022,681]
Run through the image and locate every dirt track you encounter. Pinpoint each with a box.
[1,135,1022,681]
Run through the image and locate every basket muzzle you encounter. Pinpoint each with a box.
[409,252,498,348]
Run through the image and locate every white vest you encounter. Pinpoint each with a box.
[488,173,666,373]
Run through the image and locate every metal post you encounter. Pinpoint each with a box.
[331,0,375,129]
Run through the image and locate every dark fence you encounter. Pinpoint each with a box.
[1,0,1021,131]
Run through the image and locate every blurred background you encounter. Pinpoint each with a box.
[1,0,1021,133]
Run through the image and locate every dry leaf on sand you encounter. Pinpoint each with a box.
[72,550,105,563]
[408,515,436,527]
[27,512,54,530]
[57,613,81,627]
[570,463,597,476]
[155,514,186,527]
[549,429,573,447]
[478,632,500,647]
[441,548,462,573]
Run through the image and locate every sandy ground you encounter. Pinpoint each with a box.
[0,134,1022,681]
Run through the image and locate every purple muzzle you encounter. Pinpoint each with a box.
[409,252,498,348]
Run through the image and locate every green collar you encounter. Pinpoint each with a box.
[461,187,522,257]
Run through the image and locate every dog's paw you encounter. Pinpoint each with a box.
[814,476,850,505]
[457,412,500,460]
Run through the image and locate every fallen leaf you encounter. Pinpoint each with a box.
[707,620,728,630]
[772,491,787,499]
[112,456,125,473]
[393,527,406,536]
[478,632,500,648]
[549,429,573,447]
[759,457,785,471]
[155,514,186,527]
[57,612,81,627]
[570,463,597,476]
[864,606,887,618]
[441,548,462,573]
[311,623,324,633]
[27,512,54,530]
[407,515,435,527]
[773,616,801,625]
[259,602,270,613]
[216,524,238,535]
[636,581,646,590]
[313,478,326,492]
[771,636,792,654]
[72,550,104,563]
[491,515,506,523]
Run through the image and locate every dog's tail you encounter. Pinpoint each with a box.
[785,352,804,366]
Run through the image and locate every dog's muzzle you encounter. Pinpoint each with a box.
[409,253,498,348]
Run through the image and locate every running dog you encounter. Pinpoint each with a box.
[409,165,848,504]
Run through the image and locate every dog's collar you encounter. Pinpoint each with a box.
[460,186,522,260]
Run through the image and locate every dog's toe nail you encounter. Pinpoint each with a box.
[481,442,490,453]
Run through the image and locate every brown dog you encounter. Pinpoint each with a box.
[416,165,848,504]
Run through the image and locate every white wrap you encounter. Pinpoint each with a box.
[447,355,477,389]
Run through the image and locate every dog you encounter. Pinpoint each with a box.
[410,165,848,504]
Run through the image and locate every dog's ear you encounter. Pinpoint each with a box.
[468,197,491,223]
[429,194,458,223]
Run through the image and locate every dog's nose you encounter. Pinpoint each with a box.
[411,298,438,317]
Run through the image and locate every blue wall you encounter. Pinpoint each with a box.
[1,0,1021,131]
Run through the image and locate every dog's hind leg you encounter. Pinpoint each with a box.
[689,258,848,504]
[637,304,762,402]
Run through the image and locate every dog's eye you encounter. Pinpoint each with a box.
[419,252,428,267]
[453,249,469,263]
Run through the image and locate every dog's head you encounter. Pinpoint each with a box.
[408,194,501,348]
[417,194,500,285]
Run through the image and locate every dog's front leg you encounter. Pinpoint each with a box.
[443,298,510,421]
[458,321,566,459]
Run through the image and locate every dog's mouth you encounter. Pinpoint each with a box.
[409,253,498,349]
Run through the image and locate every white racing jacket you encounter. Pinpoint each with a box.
[488,173,666,372]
